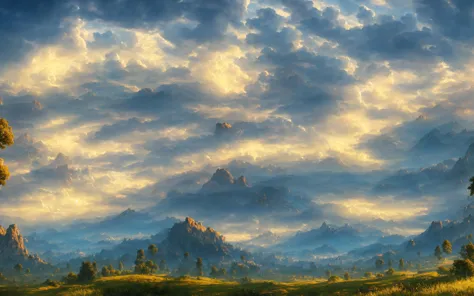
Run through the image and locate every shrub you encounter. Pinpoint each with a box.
[328,275,342,283]
[452,259,474,278]
[437,266,451,275]
[385,268,395,276]
[364,272,373,278]
[343,272,350,280]
[63,272,78,284]
[240,276,252,284]
[43,279,61,287]
[376,273,384,278]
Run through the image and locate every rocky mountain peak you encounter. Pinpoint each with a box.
[427,221,443,232]
[320,222,331,231]
[236,175,249,187]
[210,168,235,185]
[163,217,231,259]
[0,224,28,258]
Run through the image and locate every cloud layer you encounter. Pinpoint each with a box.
[2,0,474,237]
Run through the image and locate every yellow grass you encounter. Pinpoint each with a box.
[1,272,473,296]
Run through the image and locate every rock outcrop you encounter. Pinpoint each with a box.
[0,224,47,269]
[201,169,250,191]
[161,217,233,260]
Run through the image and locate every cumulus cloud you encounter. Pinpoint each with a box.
[3,0,474,233]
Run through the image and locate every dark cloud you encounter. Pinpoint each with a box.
[246,8,297,52]
[0,0,77,65]
[251,48,353,122]
[415,0,474,42]
[81,0,246,43]
[0,0,247,66]
[281,0,453,64]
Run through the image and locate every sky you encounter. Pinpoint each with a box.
[1,0,474,233]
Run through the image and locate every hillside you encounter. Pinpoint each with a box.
[2,272,474,296]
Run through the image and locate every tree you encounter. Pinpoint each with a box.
[240,255,246,262]
[469,176,474,197]
[184,252,189,259]
[210,266,219,278]
[148,244,158,257]
[375,258,384,269]
[452,259,474,278]
[135,260,157,274]
[0,118,14,186]
[135,249,146,265]
[399,258,405,271]
[219,268,227,277]
[196,257,204,276]
[325,270,331,278]
[118,261,124,271]
[461,242,474,261]
[101,266,110,277]
[78,261,97,282]
[14,263,23,273]
[343,272,350,280]
[159,259,168,272]
[442,240,453,255]
[386,268,395,276]
[388,259,393,268]
[25,268,30,274]
[468,234,473,242]
[63,272,78,284]
[417,251,421,258]
[328,275,342,283]
[364,272,373,278]
[434,245,443,260]
[351,265,357,272]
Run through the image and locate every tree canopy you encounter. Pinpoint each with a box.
[0,118,13,186]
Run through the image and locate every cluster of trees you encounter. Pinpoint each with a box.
[452,242,474,277]
[434,240,452,261]
[133,245,168,275]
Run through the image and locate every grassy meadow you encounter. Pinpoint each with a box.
[1,271,474,296]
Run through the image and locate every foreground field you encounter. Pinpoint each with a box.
[1,272,474,296]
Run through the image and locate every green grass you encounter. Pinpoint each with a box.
[0,272,472,296]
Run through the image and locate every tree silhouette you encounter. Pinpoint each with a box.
[469,177,474,197]
[135,249,146,265]
[148,244,158,257]
[78,261,97,282]
[461,242,474,261]
[14,263,23,274]
[442,240,452,255]
[434,245,443,261]
[196,257,204,276]
[398,258,405,270]
[375,258,384,269]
